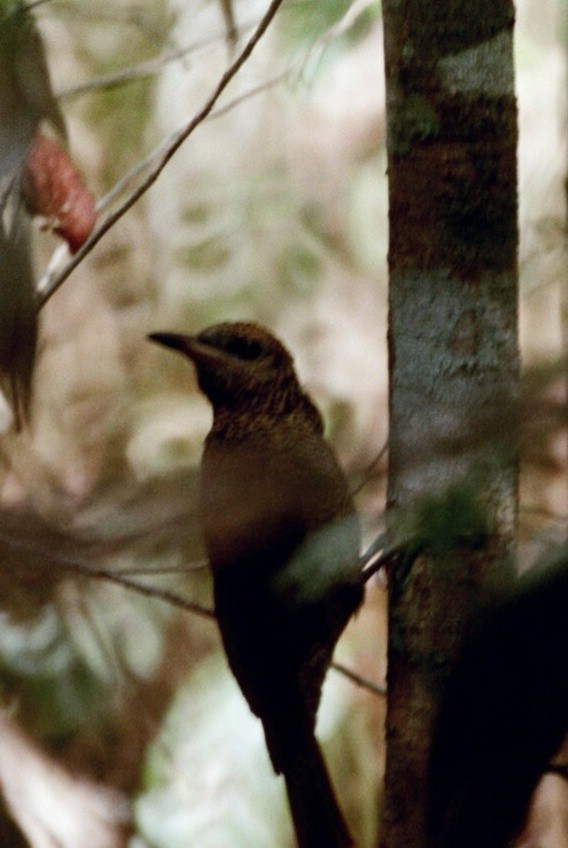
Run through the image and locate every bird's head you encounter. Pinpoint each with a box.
[148,321,303,414]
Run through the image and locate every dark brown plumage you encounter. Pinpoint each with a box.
[149,321,364,848]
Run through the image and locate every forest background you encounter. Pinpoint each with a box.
[0,0,565,846]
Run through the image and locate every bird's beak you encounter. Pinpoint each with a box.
[148,332,195,355]
[148,332,225,368]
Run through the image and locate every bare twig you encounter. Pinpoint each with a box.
[66,558,387,697]
[36,0,378,300]
[57,25,258,101]
[331,661,386,697]
[92,68,290,219]
[61,558,216,620]
[350,440,388,497]
[109,560,209,576]
[37,0,287,308]
[208,69,291,121]
[0,522,386,695]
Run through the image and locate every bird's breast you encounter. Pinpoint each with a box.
[199,432,356,574]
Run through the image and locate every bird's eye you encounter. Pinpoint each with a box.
[224,338,265,361]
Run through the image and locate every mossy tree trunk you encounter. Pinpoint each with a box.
[380,2,519,847]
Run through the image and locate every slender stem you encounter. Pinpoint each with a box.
[37,0,286,309]
[331,661,386,696]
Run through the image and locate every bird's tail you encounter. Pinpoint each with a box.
[283,729,353,848]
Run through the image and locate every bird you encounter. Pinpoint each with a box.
[148,321,364,848]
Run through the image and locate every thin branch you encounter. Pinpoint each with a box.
[38,66,289,292]
[110,560,209,576]
[59,557,386,697]
[60,558,216,620]
[57,24,258,101]
[96,69,290,216]
[37,0,287,308]
[74,559,387,697]
[57,0,374,102]
[0,512,387,695]
[350,440,388,497]
[207,68,291,121]
[331,661,386,697]
[36,0,378,300]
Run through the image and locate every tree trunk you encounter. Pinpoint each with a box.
[380,2,519,846]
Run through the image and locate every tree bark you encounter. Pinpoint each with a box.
[380,2,519,846]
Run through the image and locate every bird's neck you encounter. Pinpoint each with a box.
[208,389,324,445]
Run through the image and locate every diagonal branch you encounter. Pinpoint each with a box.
[36,0,378,301]
[58,557,216,620]
[37,0,286,309]
[57,23,259,101]
[331,661,386,696]
[55,557,387,697]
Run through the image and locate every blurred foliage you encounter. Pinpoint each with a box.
[280,0,379,52]
[89,78,153,182]
[391,481,491,564]
[0,0,563,844]
[0,583,174,743]
[0,605,109,740]
[0,1,34,45]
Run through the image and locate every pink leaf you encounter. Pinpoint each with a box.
[22,134,96,253]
